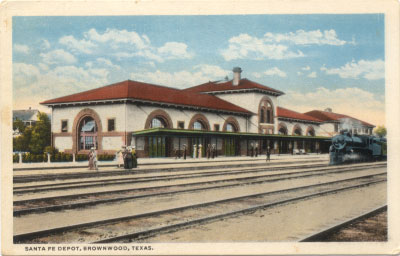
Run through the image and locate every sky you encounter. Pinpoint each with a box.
[12,14,385,126]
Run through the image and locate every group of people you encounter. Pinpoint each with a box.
[117,146,138,170]
[174,144,218,160]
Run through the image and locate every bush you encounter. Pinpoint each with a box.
[98,153,115,161]
[21,153,46,163]
[13,154,19,163]
[76,154,88,161]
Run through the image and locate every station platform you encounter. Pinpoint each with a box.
[12,154,329,175]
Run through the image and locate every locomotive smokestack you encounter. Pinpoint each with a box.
[232,67,242,86]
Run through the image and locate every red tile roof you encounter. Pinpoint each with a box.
[184,78,284,95]
[41,80,252,115]
[277,107,322,123]
[304,110,374,127]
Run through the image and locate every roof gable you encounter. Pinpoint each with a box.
[184,78,284,96]
[13,109,39,121]
[277,107,322,123]
[304,110,374,127]
[41,80,252,115]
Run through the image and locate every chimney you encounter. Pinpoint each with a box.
[232,67,242,86]
[324,108,332,112]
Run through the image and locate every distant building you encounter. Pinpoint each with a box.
[13,108,40,127]
[305,109,374,137]
[41,67,375,157]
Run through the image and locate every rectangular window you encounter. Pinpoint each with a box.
[61,120,68,132]
[177,121,185,129]
[214,124,220,131]
[108,119,115,132]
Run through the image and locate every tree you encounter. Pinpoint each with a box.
[29,112,51,154]
[374,125,386,138]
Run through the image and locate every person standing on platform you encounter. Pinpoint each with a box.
[266,147,271,162]
[88,148,95,170]
[132,146,138,168]
[206,144,211,159]
[255,143,259,157]
[183,144,187,160]
[117,147,124,168]
[93,148,98,171]
[198,144,203,158]
[250,143,254,157]
[193,144,197,158]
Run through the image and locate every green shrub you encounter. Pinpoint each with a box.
[98,153,115,161]
[76,154,88,161]
[13,154,19,163]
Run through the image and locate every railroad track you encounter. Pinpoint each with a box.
[13,163,386,216]
[14,172,386,243]
[299,205,387,242]
[13,161,330,194]
[13,159,327,183]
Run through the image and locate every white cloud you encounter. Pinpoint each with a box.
[301,66,310,71]
[221,33,304,61]
[41,39,51,50]
[253,67,287,78]
[280,87,385,126]
[13,62,111,111]
[158,42,192,59]
[321,59,384,80]
[307,71,317,78]
[297,71,303,76]
[14,44,29,54]
[38,63,49,71]
[264,29,347,46]
[55,28,193,63]
[13,62,40,78]
[130,64,230,88]
[40,49,77,65]
[59,35,96,54]
[85,28,149,49]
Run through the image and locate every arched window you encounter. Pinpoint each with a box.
[266,102,273,123]
[193,121,205,130]
[307,127,315,136]
[78,116,98,150]
[294,128,302,136]
[150,117,166,128]
[259,97,274,125]
[279,127,288,135]
[226,123,236,132]
[260,109,265,123]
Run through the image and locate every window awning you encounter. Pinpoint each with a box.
[132,128,331,141]
[81,120,96,132]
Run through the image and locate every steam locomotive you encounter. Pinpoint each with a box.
[329,130,387,165]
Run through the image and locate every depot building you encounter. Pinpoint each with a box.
[41,67,375,158]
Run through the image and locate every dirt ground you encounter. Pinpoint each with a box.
[320,210,387,241]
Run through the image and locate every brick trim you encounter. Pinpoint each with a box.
[72,108,103,154]
[258,95,274,125]
[188,113,210,131]
[292,124,303,136]
[222,116,240,132]
[144,109,173,129]
[305,126,315,136]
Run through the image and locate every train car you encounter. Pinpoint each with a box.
[329,130,386,165]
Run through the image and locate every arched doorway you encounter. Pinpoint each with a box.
[223,117,240,156]
[145,109,173,158]
[78,116,98,150]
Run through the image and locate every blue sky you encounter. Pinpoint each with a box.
[12,14,385,125]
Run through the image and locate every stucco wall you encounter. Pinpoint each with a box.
[52,104,126,133]
[215,92,279,133]
[54,136,73,152]
[102,136,124,150]
[125,104,247,132]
